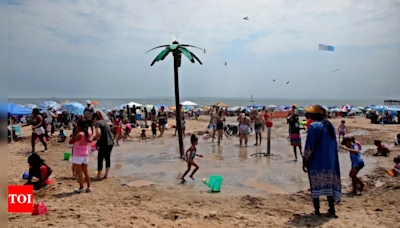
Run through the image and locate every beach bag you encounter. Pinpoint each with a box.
[165,123,169,129]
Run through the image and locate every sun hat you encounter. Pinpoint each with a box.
[86,100,91,104]
[305,105,325,114]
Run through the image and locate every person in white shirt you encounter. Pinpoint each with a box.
[46,108,56,135]
[20,115,27,124]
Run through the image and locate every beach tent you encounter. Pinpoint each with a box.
[127,102,143,108]
[24,103,37,109]
[181,100,198,106]
[365,105,400,125]
[7,103,32,117]
[211,102,230,107]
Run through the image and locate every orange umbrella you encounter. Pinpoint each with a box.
[169,106,176,111]
[92,101,99,105]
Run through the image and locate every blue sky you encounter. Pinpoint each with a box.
[6,0,400,99]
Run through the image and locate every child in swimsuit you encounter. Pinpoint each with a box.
[338,120,348,143]
[140,129,147,141]
[374,140,390,156]
[181,135,203,182]
[27,153,52,188]
[341,137,365,194]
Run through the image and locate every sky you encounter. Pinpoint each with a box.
[6,0,400,100]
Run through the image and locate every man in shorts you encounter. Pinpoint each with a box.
[84,100,96,134]
[251,110,265,146]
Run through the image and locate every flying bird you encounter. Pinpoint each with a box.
[243,17,249,20]
[225,62,227,66]
[331,69,339,72]
[286,81,290,85]
[204,49,206,54]
[273,79,276,82]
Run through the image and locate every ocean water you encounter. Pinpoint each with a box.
[7,97,384,109]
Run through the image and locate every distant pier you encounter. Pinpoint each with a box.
[384,100,400,105]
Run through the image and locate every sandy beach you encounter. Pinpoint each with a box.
[7,117,400,228]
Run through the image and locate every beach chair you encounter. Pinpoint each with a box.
[12,125,27,140]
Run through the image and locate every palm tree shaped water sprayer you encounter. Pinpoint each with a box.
[147,41,202,158]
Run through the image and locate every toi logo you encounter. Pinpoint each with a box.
[8,185,33,213]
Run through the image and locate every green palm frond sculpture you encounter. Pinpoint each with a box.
[147,41,203,158]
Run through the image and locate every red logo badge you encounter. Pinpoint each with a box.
[8,185,33,213]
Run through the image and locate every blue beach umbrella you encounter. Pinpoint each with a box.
[37,101,61,110]
[62,102,85,115]
[156,105,169,111]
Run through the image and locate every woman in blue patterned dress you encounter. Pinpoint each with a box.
[302,105,341,216]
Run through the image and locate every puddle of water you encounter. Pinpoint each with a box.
[90,135,377,196]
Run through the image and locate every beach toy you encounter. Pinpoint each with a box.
[45,179,54,185]
[22,171,29,180]
[202,175,224,192]
[32,202,48,215]
[207,125,211,129]
[63,152,71,161]
[248,130,251,135]
[90,141,97,152]
[386,169,395,176]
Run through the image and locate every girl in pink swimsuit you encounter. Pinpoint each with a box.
[69,119,92,193]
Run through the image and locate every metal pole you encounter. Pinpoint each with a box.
[266,127,271,156]
[173,50,184,158]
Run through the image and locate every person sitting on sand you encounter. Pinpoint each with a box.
[57,128,67,143]
[340,137,365,194]
[374,140,390,156]
[203,131,211,140]
[225,124,238,138]
[395,134,400,146]
[26,153,52,188]
[140,129,147,141]
[181,135,203,182]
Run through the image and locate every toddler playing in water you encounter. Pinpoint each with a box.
[181,135,203,182]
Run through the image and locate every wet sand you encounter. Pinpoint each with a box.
[7,117,400,227]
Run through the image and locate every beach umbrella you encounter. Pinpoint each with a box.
[95,109,111,122]
[266,105,278,108]
[60,100,73,106]
[62,102,85,115]
[92,101,99,105]
[183,106,195,111]
[37,101,61,110]
[211,102,230,107]
[181,100,198,106]
[169,106,176,111]
[156,105,169,110]
[24,103,37,109]
[127,102,143,108]
[113,103,128,111]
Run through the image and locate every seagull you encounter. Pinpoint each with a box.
[331,69,339,72]
[243,17,249,20]
[273,79,276,82]
[225,62,227,66]
[286,81,290,85]
[204,49,206,54]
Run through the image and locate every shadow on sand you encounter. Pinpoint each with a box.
[286,213,337,227]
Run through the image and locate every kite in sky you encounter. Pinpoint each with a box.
[286,81,290,85]
[243,17,249,20]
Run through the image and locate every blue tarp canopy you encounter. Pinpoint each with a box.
[8,103,32,116]
[365,105,400,112]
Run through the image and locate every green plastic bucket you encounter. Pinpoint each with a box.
[64,152,71,161]
[209,175,224,192]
